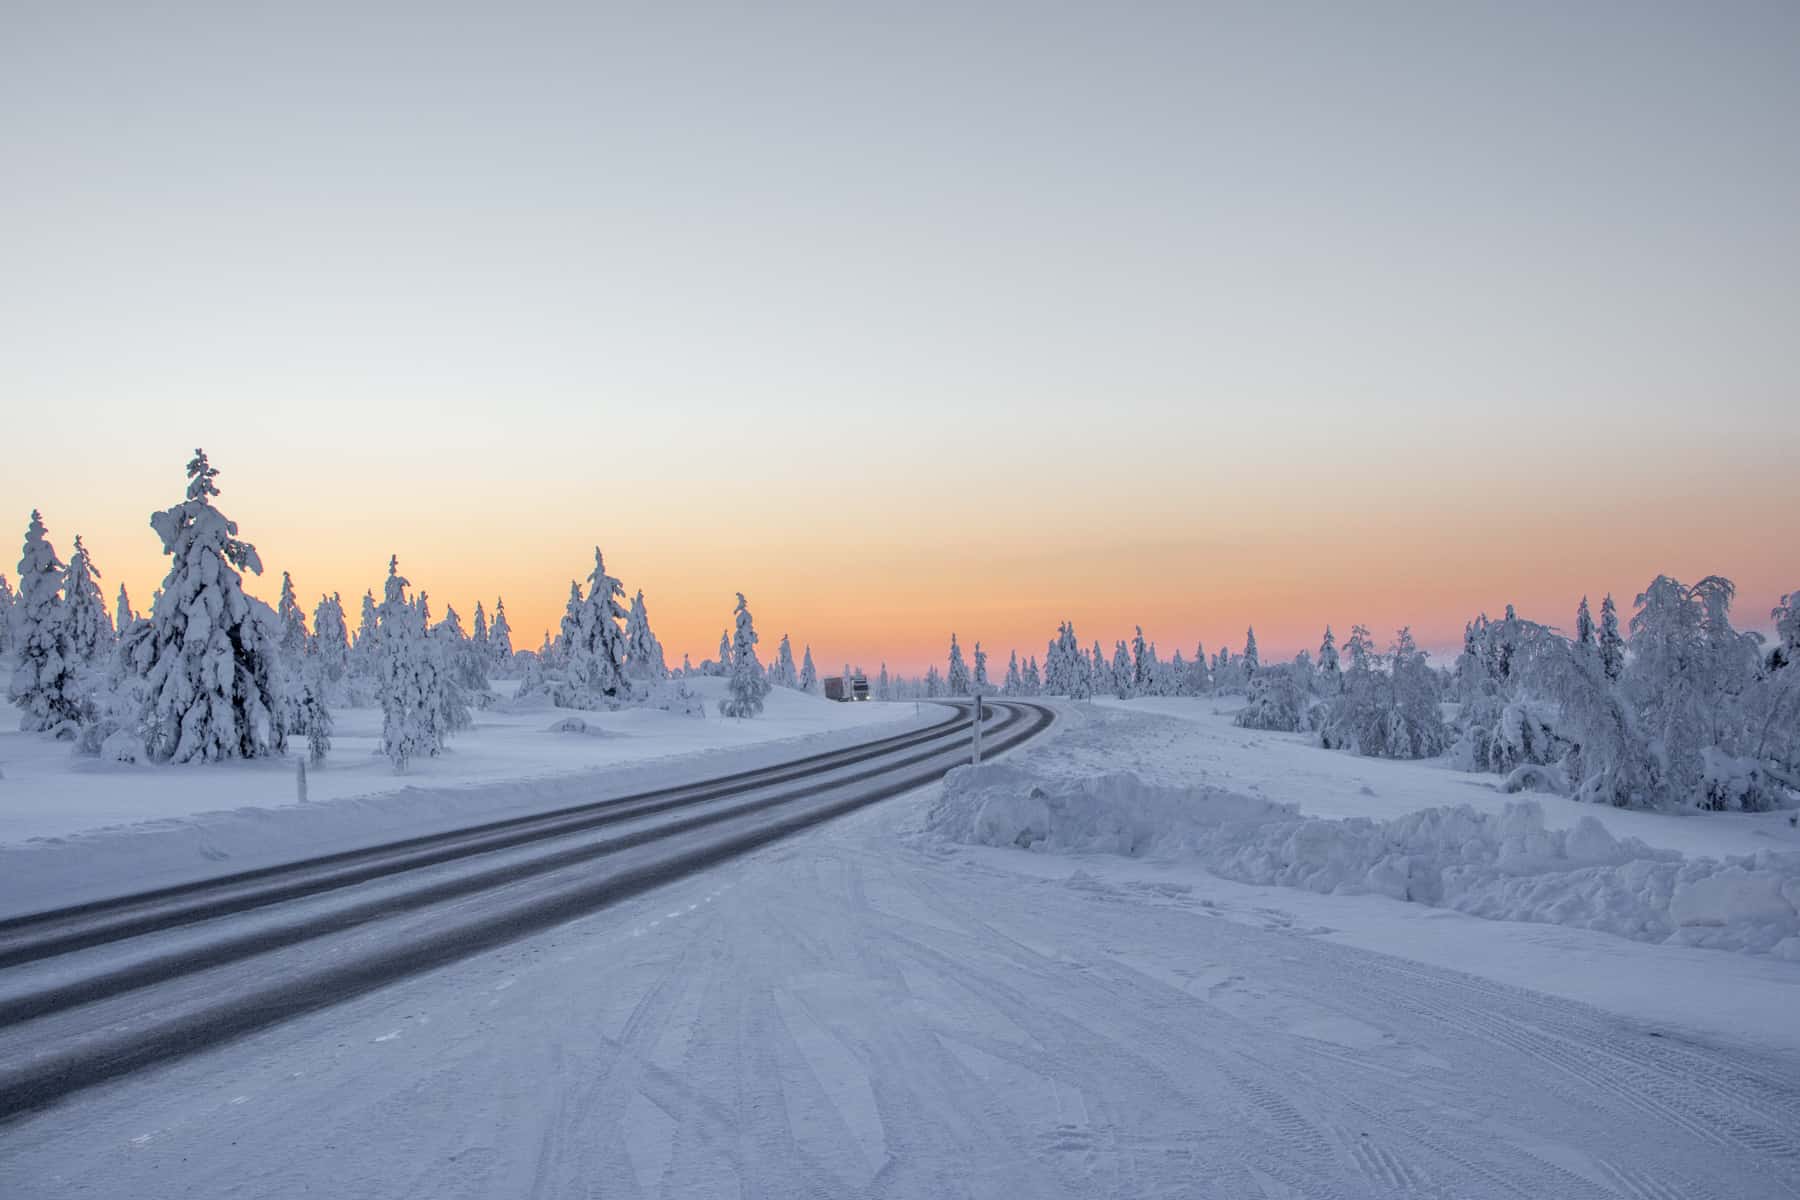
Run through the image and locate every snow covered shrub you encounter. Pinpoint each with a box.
[98,728,143,763]
[1451,696,1569,775]
[125,452,290,762]
[644,678,706,718]
[1234,664,1312,733]
[1500,762,1568,796]
[1700,749,1782,814]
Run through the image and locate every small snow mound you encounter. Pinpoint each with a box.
[99,730,143,764]
[925,765,1800,956]
[550,716,590,734]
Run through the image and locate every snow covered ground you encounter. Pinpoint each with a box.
[932,703,1800,960]
[1085,697,1800,861]
[5,737,1797,1198]
[0,679,925,914]
[4,696,1797,1198]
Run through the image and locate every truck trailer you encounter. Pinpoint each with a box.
[823,674,871,702]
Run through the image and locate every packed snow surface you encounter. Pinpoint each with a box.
[0,680,926,914]
[4,698,1799,1197]
[1087,697,1800,860]
[927,763,1800,958]
[5,782,1798,1198]
[0,678,913,845]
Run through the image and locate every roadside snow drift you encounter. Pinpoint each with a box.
[926,763,1800,959]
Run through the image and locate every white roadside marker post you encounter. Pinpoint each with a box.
[971,694,983,766]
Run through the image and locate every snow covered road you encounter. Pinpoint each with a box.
[0,701,1049,1120]
[4,766,1798,1198]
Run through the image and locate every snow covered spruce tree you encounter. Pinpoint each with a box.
[1110,641,1132,699]
[876,662,890,699]
[720,592,771,717]
[374,557,464,769]
[9,511,83,734]
[275,571,308,661]
[115,583,139,640]
[1242,626,1260,676]
[1317,626,1341,692]
[0,572,15,654]
[471,602,489,659]
[312,593,350,684]
[351,591,380,678]
[973,642,989,693]
[799,644,818,693]
[1575,596,1596,650]
[623,589,667,682]
[1041,628,1066,696]
[553,580,583,667]
[62,535,112,665]
[946,633,970,695]
[488,597,514,674]
[434,603,492,709]
[555,548,632,708]
[126,451,289,762]
[1598,593,1625,683]
[771,634,799,688]
[1022,655,1041,695]
[1003,650,1022,694]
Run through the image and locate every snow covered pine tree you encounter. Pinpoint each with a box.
[720,593,772,717]
[8,511,82,735]
[126,451,289,762]
[946,633,970,696]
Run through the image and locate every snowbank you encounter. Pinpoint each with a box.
[926,763,1800,958]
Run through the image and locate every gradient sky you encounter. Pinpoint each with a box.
[4,2,1796,674]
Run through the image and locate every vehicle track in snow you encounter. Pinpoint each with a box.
[0,705,975,967]
[0,700,1053,1121]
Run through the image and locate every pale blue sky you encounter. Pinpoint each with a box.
[4,2,1796,668]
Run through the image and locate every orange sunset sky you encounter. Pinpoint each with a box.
[5,5,1796,674]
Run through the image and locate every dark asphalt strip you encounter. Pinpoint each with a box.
[0,702,1052,1121]
[0,704,1020,1027]
[0,706,969,967]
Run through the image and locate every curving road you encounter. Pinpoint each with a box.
[0,699,1054,1121]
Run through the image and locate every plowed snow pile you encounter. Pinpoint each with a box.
[927,763,1800,959]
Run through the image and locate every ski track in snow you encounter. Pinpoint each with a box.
[4,786,1798,1200]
